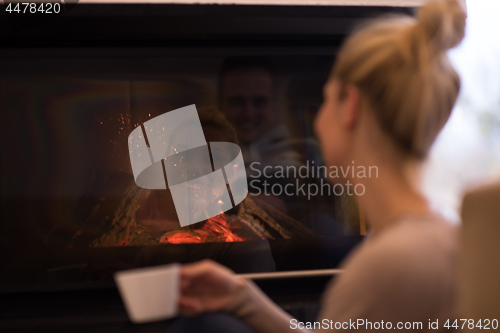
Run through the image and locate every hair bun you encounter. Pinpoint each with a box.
[418,0,467,51]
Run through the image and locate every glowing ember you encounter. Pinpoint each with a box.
[160,214,243,244]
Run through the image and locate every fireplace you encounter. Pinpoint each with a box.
[0,3,411,288]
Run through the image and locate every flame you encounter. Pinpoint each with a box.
[160,214,243,244]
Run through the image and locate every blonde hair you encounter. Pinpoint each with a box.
[332,0,466,159]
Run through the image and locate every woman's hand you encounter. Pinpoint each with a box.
[179,259,246,316]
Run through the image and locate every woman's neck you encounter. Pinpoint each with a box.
[354,157,431,236]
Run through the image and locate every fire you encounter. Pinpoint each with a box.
[160,214,244,244]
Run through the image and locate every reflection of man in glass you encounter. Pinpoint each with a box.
[217,57,345,233]
[218,57,302,179]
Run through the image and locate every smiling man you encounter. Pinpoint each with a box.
[218,57,277,145]
[218,57,303,179]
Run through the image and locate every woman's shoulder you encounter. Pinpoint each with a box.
[331,213,460,305]
[319,214,459,322]
[350,214,459,271]
[376,214,459,260]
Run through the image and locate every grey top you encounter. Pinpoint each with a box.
[242,124,306,177]
[229,214,460,332]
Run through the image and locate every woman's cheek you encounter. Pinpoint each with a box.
[313,107,324,139]
[315,106,331,141]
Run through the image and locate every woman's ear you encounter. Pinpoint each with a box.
[340,84,361,130]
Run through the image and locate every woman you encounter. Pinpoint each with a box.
[177,0,466,332]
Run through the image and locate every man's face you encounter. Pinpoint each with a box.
[219,69,276,145]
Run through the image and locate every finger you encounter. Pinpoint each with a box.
[178,304,197,317]
[182,260,213,275]
[178,297,203,315]
[180,260,216,282]
[180,263,205,279]
[178,299,193,316]
[180,276,192,293]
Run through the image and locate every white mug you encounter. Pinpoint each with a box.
[114,263,180,323]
